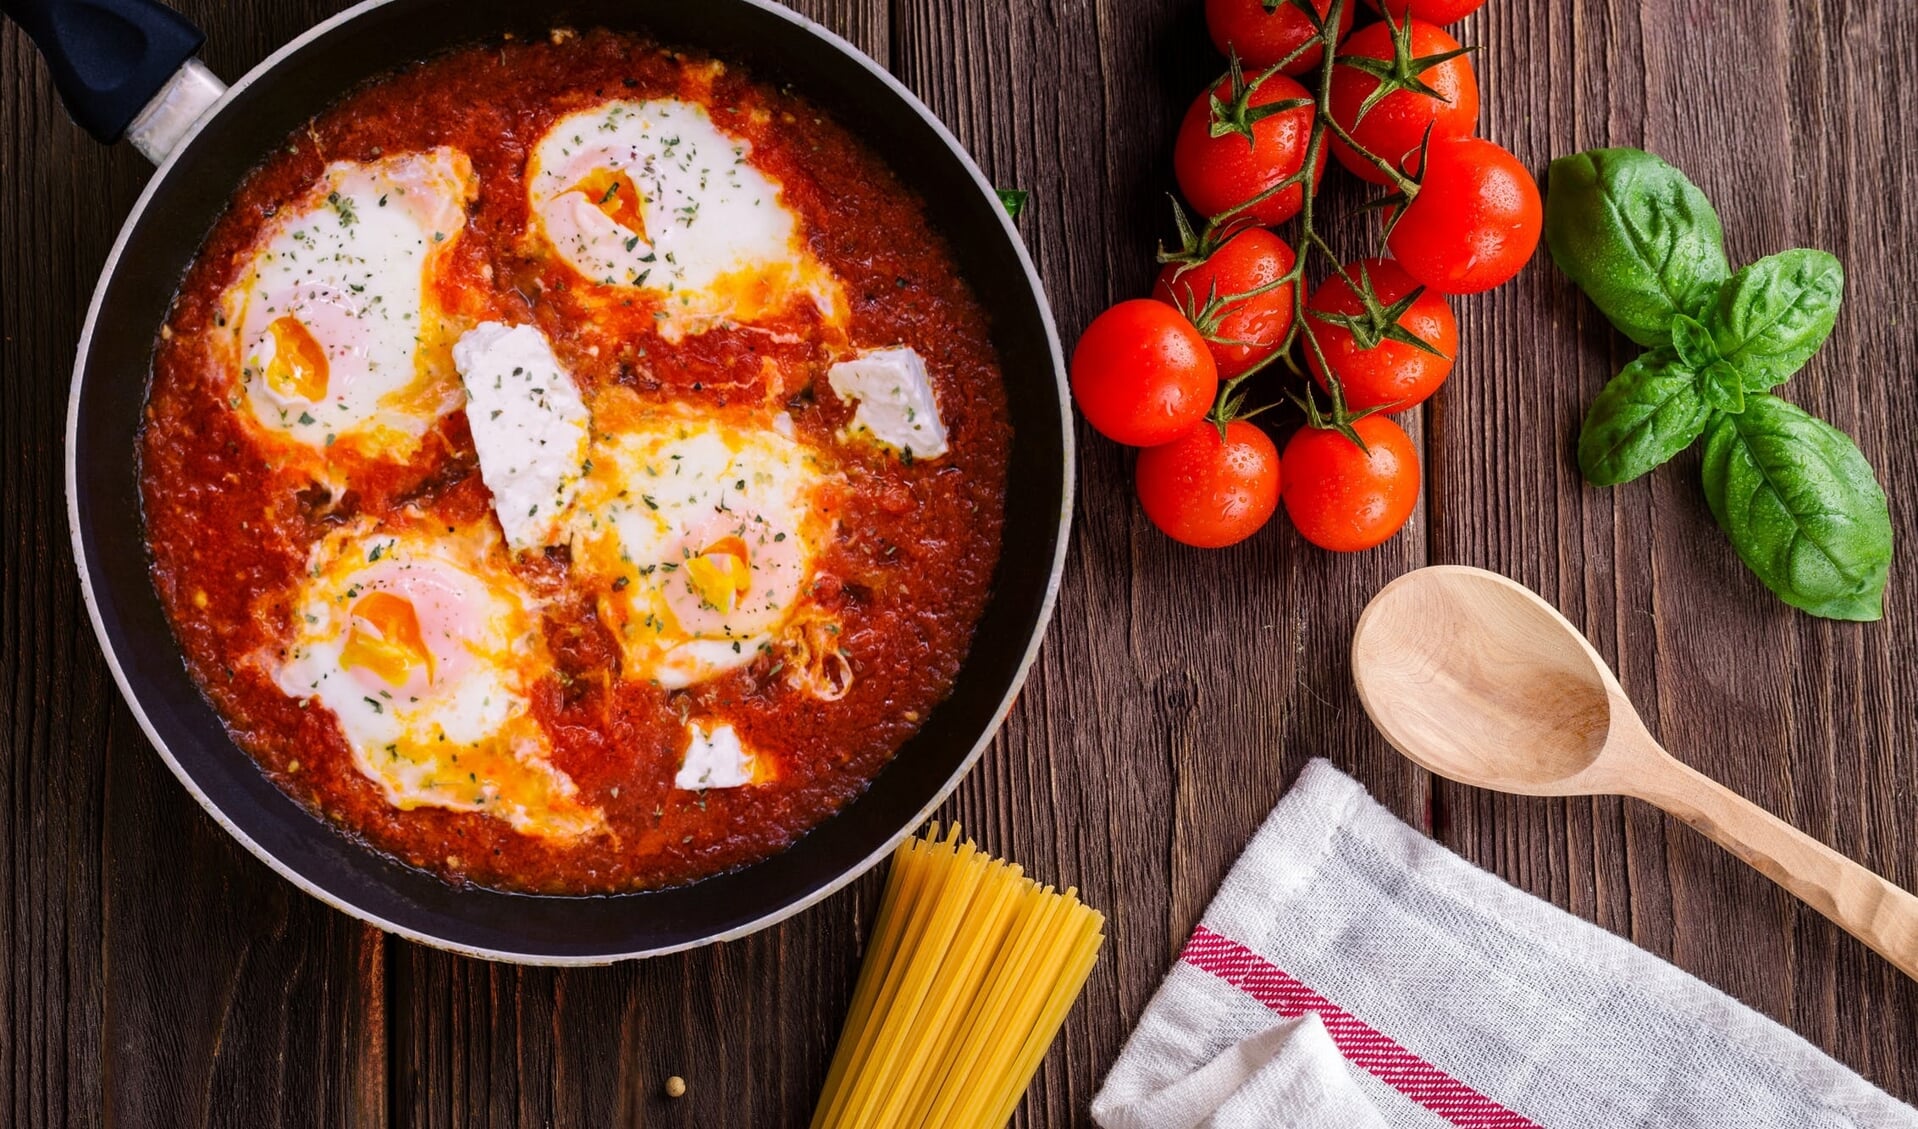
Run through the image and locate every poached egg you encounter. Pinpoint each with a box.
[275,523,602,840]
[559,391,841,689]
[224,148,476,463]
[526,98,846,341]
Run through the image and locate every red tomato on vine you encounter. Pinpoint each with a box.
[1281,415,1420,551]
[1205,0,1356,76]
[1306,258,1456,413]
[1136,420,1282,548]
[1154,227,1298,380]
[1386,135,1541,294]
[1365,0,1488,25]
[1070,300,1220,447]
[1174,60,1325,226]
[1328,17,1478,184]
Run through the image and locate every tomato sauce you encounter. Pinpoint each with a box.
[139,32,1010,894]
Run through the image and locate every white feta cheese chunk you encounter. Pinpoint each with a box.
[675,721,757,791]
[452,322,591,551]
[826,346,949,460]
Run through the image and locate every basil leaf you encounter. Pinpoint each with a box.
[1699,360,1746,414]
[996,188,1029,220]
[1545,148,1730,347]
[1705,249,1844,391]
[1577,349,1712,486]
[1699,395,1892,621]
[1670,313,1718,370]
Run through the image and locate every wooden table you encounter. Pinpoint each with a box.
[5,0,1915,1123]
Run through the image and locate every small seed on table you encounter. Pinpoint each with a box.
[664,1076,686,1099]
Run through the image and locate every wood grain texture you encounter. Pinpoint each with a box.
[1,1,1913,1126]
[5,4,392,1128]
[1431,0,1918,1096]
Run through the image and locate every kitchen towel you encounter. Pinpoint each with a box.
[1091,759,1918,1129]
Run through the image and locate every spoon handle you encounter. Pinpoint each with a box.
[1632,758,1918,980]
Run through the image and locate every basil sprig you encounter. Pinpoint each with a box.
[1545,147,1892,621]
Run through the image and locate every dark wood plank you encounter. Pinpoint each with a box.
[890,5,1237,1123]
[5,1,1915,1126]
[3,2,391,1126]
[101,747,389,1129]
[97,2,394,1116]
[0,38,119,1128]
[0,24,141,1127]
[1430,0,1918,1103]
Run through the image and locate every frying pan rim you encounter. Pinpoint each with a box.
[62,0,1074,964]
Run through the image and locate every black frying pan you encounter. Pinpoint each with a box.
[10,0,1071,963]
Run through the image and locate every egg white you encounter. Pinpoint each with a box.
[526,98,847,341]
[558,394,840,689]
[275,523,602,840]
[224,148,476,462]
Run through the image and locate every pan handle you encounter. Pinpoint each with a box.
[1,0,224,161]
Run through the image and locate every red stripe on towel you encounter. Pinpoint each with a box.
[1180,926,1543,1128]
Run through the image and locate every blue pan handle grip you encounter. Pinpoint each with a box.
[1,0,204,143]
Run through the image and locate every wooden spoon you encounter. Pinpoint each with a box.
[1350,564,1918,980]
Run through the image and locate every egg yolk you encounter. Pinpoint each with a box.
[683,535,753,615]
[569,168,649,241]
[263,315,330,402]
[339,591,435,686]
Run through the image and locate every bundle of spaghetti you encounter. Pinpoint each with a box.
[811,824,1106,1129]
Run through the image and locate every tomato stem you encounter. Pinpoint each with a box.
[1279,0,1345,425]
[1319,114,1421,197]
[1169,270,1296,346]
[1189,0,1440,448]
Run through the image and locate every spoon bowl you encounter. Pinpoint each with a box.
[1351,566,1627,796]
[1349,565,1918,981]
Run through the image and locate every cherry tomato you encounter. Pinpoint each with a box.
[1174,68,1324,226]
[1328,18,1478,184]
[1365,0,1488,25]
[1070,300,1220,447]
[1306,258,1456,413]
[1153,228,1298,380]
[1386,136,1541,294]
[1281,415,1420,551]
[1205,0,1356,76]
[1136,420,1282,548]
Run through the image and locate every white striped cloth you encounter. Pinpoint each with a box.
[1091,759,1918,1129]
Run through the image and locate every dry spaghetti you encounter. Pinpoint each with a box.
[811,825,1106,1129]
